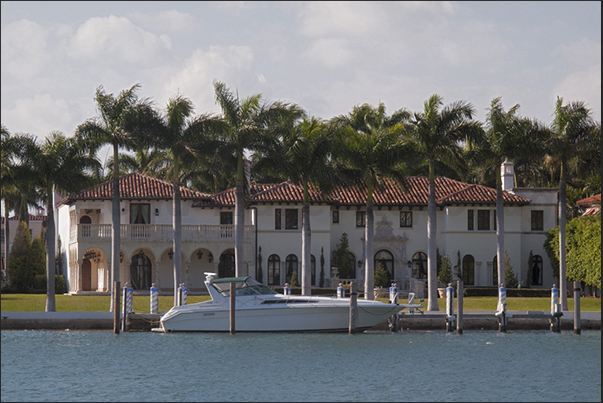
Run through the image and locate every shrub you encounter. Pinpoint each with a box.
[438,255,453,286]
[374,264,389,288]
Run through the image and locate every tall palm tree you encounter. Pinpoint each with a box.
[213,81,303,277]
[254,116,339,295]
[76,84,156,312]
[7,132,97,311]
[332,103,411,300]
[144,94,225,306]
[1,125,14,282]
[548,96,595,310]
[469,97,547,289]
[404,94,482,310]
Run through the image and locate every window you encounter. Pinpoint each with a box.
[130,251,152,290]
[531,255,543,285]
[477,210,490,230]
[275,209,282,230]
[220,211,233,225]
[268,254,280,285]
[412,252,427,279]
[130,204,150,224]
[311,255,316,286]
[332,210,339,224]
[400,211,412,228]
[356,211,366,227]
[467,210,474,230]
[492,256,498,286]
[285,209,298,229]
[462,255,475,285]
[285,254,298,283]
[531,210,544,231]
[218,250,235,278]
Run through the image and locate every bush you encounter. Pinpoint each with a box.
[438,255,453,286]
[374,264,389,288]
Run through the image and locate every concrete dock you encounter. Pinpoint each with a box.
[1,310,600,332]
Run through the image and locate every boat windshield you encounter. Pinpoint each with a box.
[211,277,277,297]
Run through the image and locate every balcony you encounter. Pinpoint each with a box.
[70,224,252,244]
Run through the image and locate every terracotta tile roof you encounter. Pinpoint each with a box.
[576,194,601,207]
[59,172,212,205]
[193,176,531,208]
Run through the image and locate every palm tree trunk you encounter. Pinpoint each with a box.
[427,167,439,311]
[45,184,56,312]
[496,164,505,289]
[234,154,245,278]
[301,201,311,296]
[3,202,10,284]
[364,189,374,300]
[173,179,182,307]
[110,145,120,313]
[558,164,568,310]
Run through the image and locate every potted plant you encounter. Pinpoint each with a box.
[437,255,453,298]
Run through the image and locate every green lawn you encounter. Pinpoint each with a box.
[1,293,600,313]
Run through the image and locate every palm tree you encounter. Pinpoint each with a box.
[213,81,303,277]
[76,83,156,312]
[469,97,547,290]
[254,116,339,295]
[1,125,14,282]
[404,94,482,310]
[332,103,411,300]
[7,132,97,311]
[144,94,224,306]
[547,96,595,310]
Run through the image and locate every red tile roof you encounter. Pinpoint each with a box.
[58,172,212,206]
[194,176,531,207]
[576,194,601,207]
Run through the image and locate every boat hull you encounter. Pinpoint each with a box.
[157,300,403,333]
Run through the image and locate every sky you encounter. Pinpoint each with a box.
[1,1,601,166]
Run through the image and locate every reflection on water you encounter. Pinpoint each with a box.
[1,330,601,402]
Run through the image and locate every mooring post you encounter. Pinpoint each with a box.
[456,280,463,334]
[550,284,562,333]
[349,282,358,334]
[495,283,507,332]
[113,281,120,334]
[573,281,581,335]
[150,283,158,314]
[122,283,132,332]
[229,282,236,334]
[445,283,455,332]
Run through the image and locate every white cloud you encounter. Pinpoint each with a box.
[552,64,601,121]
[69,15,172,64]
[1,19,50,80]
[129,10,197,33]
[1,94,74,137]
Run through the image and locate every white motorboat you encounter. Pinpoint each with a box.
[153,273,415,333]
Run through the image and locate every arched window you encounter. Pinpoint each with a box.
[462,255,475,285]
[412,252,427,279]
[130,250,151,290]
[268,254,280,286]
[532,255,543,286]
[218,249,235,278]
[374,249,394,285]
[311,255,316,286]
[286,254,298,284]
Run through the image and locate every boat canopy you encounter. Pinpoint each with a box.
[209,276,277,297]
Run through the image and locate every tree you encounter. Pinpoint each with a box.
[254,116,336,295]
[469,97,546,291]
[331,233,353,279]
[10,132,97,310]
[403,94,482,310]
[547,96,595,309]
[438,254,453,286]
[144,94,224,306]
[503,251,518,288]
[7,221,34,290]
[76,83,156,312]
[332,103,410,300]
[213,81,302,277]
[319,247,325,288]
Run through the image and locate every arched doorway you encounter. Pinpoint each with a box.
[218,249,235,278]
[81,258,92,291]
[130,250,152,290]
[268,254,280,285]
[374,249,394,286]
[80,215,91,237]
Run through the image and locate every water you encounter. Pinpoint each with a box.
[1,330,600,402]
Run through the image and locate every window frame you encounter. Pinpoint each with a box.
[531,210,544,231]
[467,209,474,230]
[356,211,366,227]
[477,210,490,231]
[400,211,412,228]
[285,209,298,230]
[275,209,282,230]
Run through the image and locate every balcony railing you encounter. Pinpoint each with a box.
[71,224,250,243]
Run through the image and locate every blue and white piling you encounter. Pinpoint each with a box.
[550,284,563,332]
[150,283,158,314]
[283,283,291,296]
[337,283,345,298]
[495,283,507,332]
[122,283,133,332]
[389,283,399,305]
[445,283,456,332]
[177,283,188,306]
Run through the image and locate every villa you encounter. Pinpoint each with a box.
[56,160,559,297]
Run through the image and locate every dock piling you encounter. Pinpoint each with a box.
[456,280,463,334]
[349,282,358,334]
[573,281,581,335]
[230,282,236,334]
[113,281,120,334]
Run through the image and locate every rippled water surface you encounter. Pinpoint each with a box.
[1,330,600,402]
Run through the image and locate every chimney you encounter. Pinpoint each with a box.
[501,159,515,192]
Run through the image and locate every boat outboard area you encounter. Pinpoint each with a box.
[153,273,409,333]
